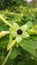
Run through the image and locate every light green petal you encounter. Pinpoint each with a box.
[20,24,28,31]
[10,23,19,37]
[22,32,29,38]
[12,31,17,37]
[9,27,17,37]
[16,35,22,43]
[13,23,19,31]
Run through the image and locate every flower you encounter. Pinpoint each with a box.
[10,22,29,43]
[7,21,33,51]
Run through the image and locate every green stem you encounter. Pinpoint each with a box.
[2,49,12,65]
[7,40,16,51]
[0,14,13,28]
[28,25,37,35]
[28,29,37,35]
[32,25,37,29]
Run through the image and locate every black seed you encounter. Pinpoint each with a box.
[17,29,23,35]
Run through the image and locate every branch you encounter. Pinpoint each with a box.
[0,14,13,28]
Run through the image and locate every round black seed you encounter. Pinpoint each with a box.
[17,29,23,35]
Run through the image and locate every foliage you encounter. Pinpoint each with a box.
[0,0,37,65]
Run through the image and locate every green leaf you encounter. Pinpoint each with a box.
[10,47,21,60]
[20,38,37,57]
[0,35,9,48]
[30,35,37,41]
[17,61,25,65]
[0,21,9,31]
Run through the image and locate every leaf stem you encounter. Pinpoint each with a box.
[2,49,12,65]
[0,14,13,28]
[31,25,37,29]
[7,40,16,51]
[28,25,37,34]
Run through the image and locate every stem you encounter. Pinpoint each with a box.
[28,25,37,35]
[7,40,16,51]
[28,29,37,35]
[0,14,13,28]
[32,25,37,29]
[2,49,12,65]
